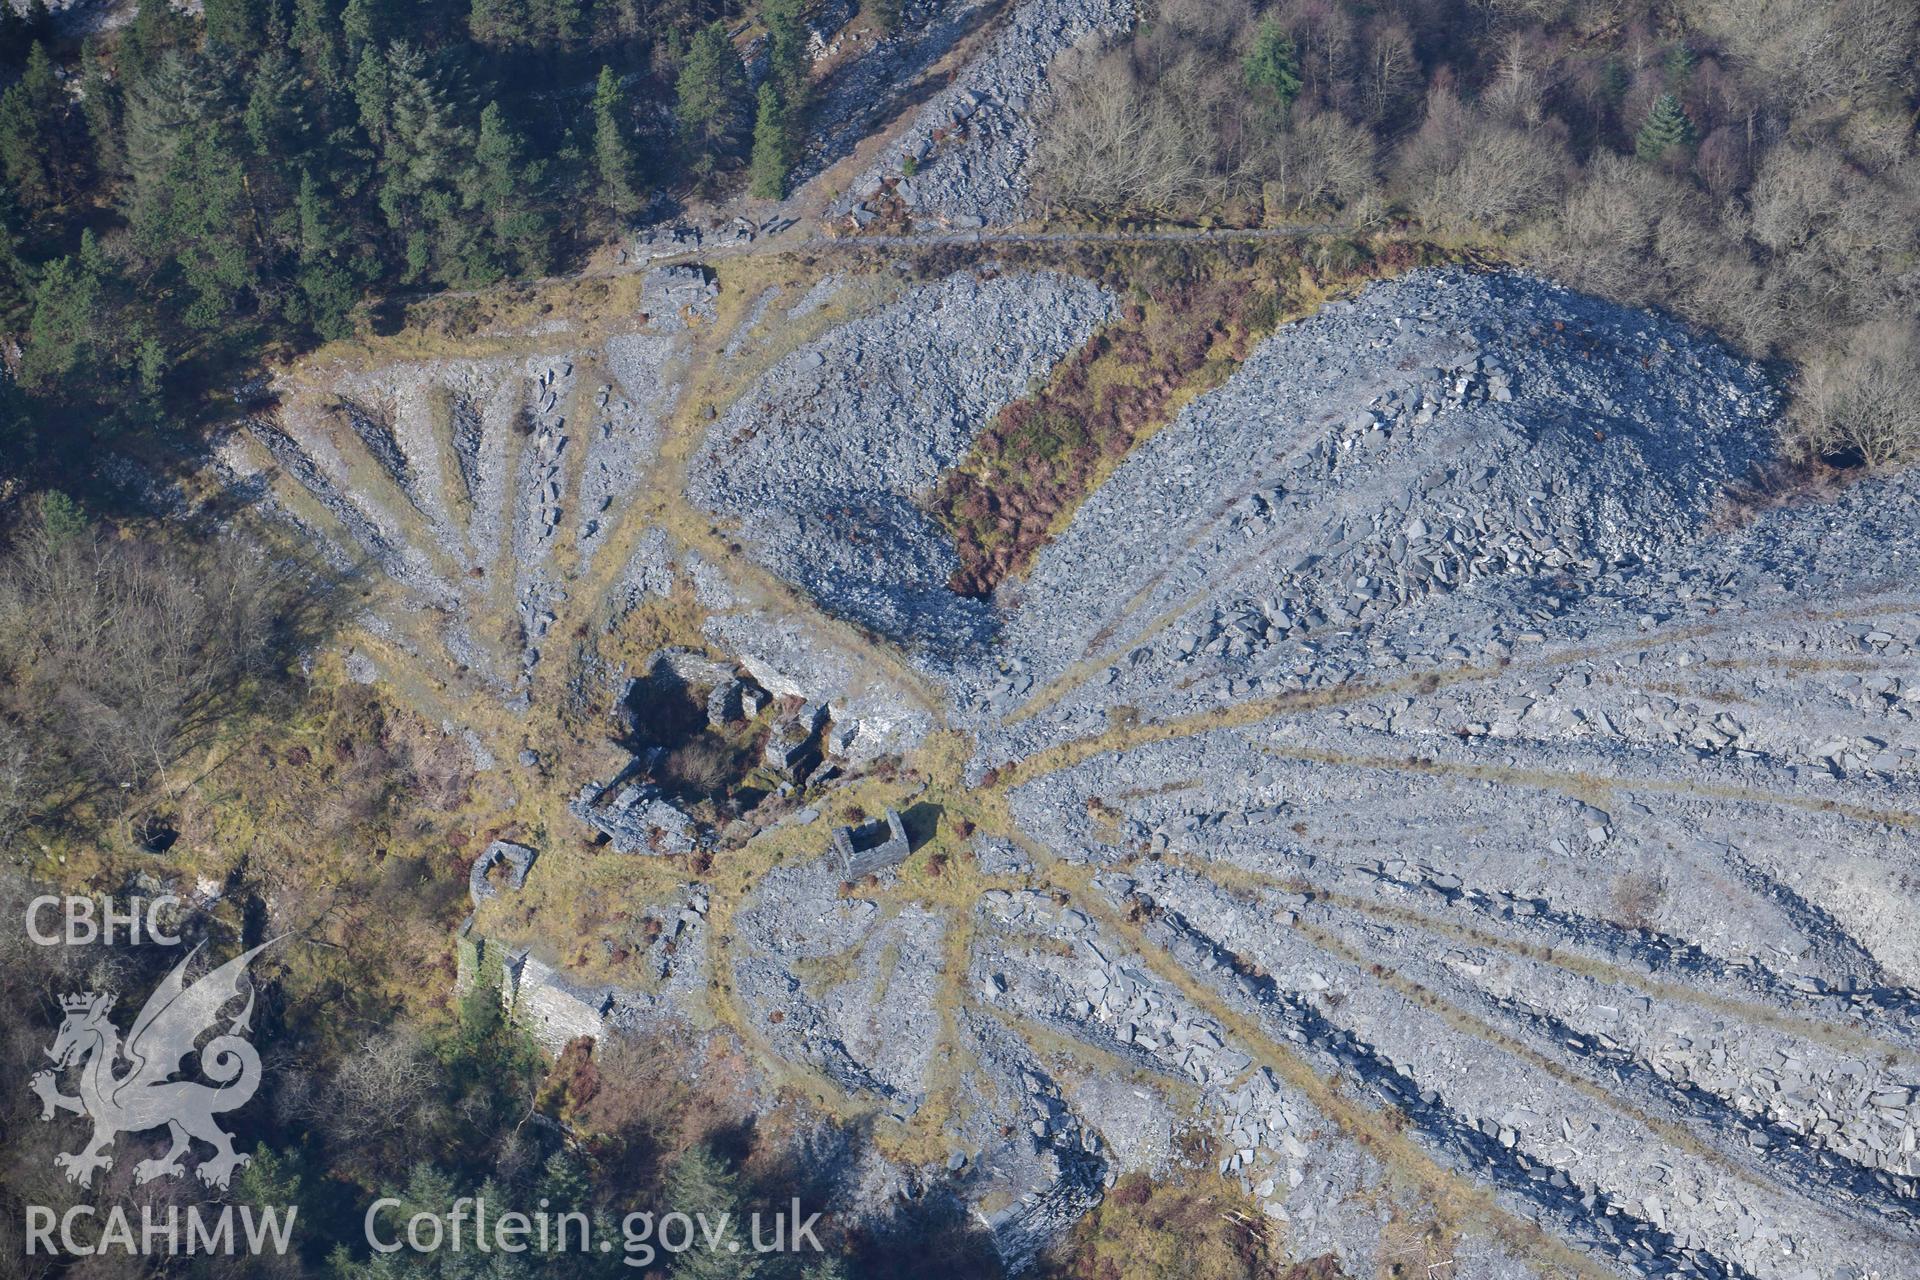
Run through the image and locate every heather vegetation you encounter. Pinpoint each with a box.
[1043,1171,1342,1280]
[1035,0,1920,467]
[933,266,1272,598]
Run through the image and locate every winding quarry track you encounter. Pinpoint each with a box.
[192,0,1920,1266]
[215,247,1920,1280]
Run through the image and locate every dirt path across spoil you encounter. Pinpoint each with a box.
[393,220,1360,309]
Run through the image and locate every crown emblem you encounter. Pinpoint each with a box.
[60,992,109,1014]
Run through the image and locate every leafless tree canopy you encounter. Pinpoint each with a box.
[0,500,314,836]
[1793,319,1920,468]
[1033,49,1212,212]
[1396,89,1566,234]
[1034,0,1920,466]
[1267,109,1380,216]
[1034,27,1274,214]
[314,1028,438,1148]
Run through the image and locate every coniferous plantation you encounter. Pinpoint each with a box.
[0,2,1917,1279]
[0,0,805,478]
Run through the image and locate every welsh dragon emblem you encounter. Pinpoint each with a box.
[29,941,272,1190]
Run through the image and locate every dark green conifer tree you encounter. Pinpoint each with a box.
[764,0,809,106]
[203,0,268,59]
[677,21,748,180]
[292,0,346,89]
[473,101,552,273]
[79,38,125,187]
[293,168,359,338]
[0,43,63,214]
[748,81,790,199]
[1244,19,1302,114]
[19,236,105,391]
[1636,93,1696,162]
[663,1144,760,1280]
[592,65,640,216]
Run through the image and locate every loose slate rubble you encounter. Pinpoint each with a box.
[688,268,1112,656]
[666,267,1920,1277]
[570,779,701,855]
[214,269,694,698]
[972,268,1778,733]
[830,0,1135,229]
[229,254,1920,1276]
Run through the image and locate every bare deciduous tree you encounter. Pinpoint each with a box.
[1693,126,1750,200]
[1837,108,1916,174]
[1032,49,1207,213]
[1484,32,1548,125]
[315,1028,436,1148]
[0,722,40,849]
[0,503,306,840]
[1689,0,1919,110]
[1748,145,1856,252]
[1792,319,1920,467]
[1361,16,1420,127]
[1264,110,1378,216]
[1402,102,1567,233]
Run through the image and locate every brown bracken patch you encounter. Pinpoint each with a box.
[934,239,1446,596]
